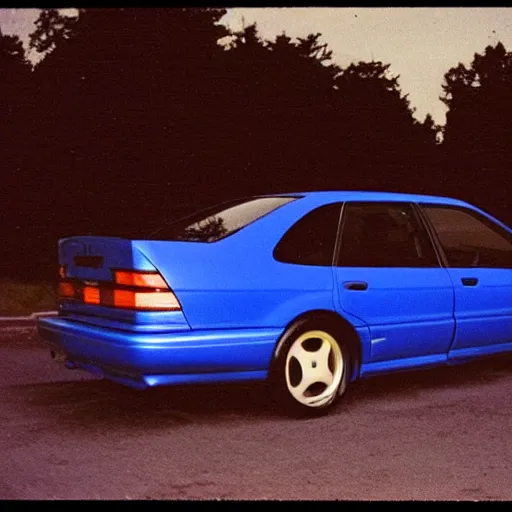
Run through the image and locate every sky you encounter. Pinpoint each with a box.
[1,7,512,126]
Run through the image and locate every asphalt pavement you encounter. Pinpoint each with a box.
[1,324,511,500]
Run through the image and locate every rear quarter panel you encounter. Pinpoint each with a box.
[135,196,341,330]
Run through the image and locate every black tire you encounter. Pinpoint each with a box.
[269,318,351,417]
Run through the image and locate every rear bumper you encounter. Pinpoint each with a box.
[37,316,281,389]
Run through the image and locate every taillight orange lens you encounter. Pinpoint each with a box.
[83,286,100,305]
[58,265,66,280]
[113,290,181,310]
[114,271,168,289]
[58,282,75,298]
[58,269,179,311]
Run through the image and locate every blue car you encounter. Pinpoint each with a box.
[37,191,512,416]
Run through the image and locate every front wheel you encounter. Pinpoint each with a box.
[270,322,350,417]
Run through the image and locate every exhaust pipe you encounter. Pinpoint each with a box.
[50,349,66,363]
[49,349,76,368]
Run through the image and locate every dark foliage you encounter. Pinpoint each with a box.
[0,9,509,280]
[441,42,512,224]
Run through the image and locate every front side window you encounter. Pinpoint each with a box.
[273,203,342,266]
[422,205,512,268]
[337,202,439,267]
[149,196,299,242]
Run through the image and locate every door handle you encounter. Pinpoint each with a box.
[461,277,478,287]
[344,281,368,291]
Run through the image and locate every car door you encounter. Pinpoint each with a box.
[420,203,512,356]
[333,201,455,366]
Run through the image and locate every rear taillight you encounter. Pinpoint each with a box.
[113,289,181,310]
[58,281,76,299]
[58,270,181,311]
[83,286,101,305]
[114,270,168,289]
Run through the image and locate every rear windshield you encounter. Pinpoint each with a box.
[148,196,299,242]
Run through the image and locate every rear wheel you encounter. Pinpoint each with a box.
[270,321,350,417]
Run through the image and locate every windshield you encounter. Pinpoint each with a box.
[147,196,300,242]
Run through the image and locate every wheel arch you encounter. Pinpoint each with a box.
[271,309,362,382]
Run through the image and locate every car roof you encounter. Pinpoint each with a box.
[274,190,469,207]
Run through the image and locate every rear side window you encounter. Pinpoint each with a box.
[149,196,298,242]
[273,203,342,266]
[337,202,439,267]
[422,205,512,268]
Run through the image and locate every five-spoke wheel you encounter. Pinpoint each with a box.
[271,321,351,416]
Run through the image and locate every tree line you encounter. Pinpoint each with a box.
[1,8,510,280]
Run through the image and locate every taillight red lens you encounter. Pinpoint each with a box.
[83,286,100,305]
[114,271,168,289]
[58,281,75,299]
